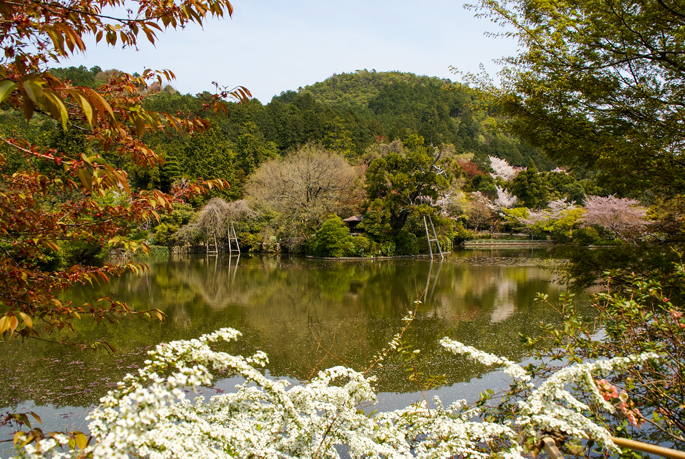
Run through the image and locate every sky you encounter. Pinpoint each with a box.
[62,0,519,104]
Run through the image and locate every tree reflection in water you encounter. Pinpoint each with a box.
[0,250,592,435]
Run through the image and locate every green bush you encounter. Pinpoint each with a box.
[452,221,473,243]
[551,228,573,243]
[379,241,396,256]
[238,232,261,252]
[62,240,106,266]
[345,236,371,257]
[152,202,194,246]
[147,245,170,257]
[368,240,380,256]
[359,200,393,242]
[418,235,451,255]
[417,236,429,253]
[438,235,452,252]
[308,215,353,258]
[394,230,418,256]
[154,223,172,246]
[572,227,601,245]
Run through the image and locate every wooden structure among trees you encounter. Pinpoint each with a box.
[227,222,241,255]
[343,216,363,235]
[423,216,443,260]
[177,199,253,254]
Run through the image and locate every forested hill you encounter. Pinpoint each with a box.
[275,69,553,170]
[291,70,444,107]
[9,66,554,197]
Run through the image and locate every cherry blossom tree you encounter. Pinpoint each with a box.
[582,195,648,239]
[491,185,518,212]
[547,197,575,215]
[489,156,521,182]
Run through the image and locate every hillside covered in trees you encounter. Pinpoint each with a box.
[34,67,554,198]
[1,65,603,258]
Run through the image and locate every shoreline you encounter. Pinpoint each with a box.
[305,252,452,260]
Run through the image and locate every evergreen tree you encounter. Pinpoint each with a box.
[512,159,549,209]
[182,129,239,200]
[235,122,278,183]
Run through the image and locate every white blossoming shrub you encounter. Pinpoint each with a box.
[14,329,659,459]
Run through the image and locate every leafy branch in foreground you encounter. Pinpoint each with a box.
[0,0,250,343]
[465,0,685,196]
[526,263,685,449]
[9,327,659,458]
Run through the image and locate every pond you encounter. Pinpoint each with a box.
[0,248,592,448]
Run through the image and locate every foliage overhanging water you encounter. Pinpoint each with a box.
[0,248,591,440]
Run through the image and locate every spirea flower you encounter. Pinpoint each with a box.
[13,329,660,459]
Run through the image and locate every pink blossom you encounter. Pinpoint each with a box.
[617,392,645,428]
[582,195,648,239]
[619,402,645,428]
[491,186,518,211]
[596,379,619,401]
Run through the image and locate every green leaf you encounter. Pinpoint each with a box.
[0,80,18,104]
[22,76,44,103]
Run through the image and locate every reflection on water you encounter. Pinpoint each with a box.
[0,249,592,436]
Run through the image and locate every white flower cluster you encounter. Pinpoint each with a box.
[14,330,659,459]
[19,434,73,459]
[439,338,532,385]
[491,185,518,211]
[440,337,660,453]
[489,156,521,182]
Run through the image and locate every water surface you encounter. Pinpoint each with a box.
[0,249,590,440]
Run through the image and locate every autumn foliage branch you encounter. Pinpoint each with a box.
[0,0,250,342]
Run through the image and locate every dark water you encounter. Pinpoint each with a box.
[0,249,591,441]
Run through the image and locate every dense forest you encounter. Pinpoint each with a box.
[43,66,554,195]
[0,65,604,257]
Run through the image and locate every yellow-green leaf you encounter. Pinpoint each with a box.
[22,76,44,103]
[18,312,32,328]
[77,168,92,191]
[0,80,18,104]
[75,432,87,450]
[70,90,94,126]
[29,412,42,425]
[43,90,69,130]
[23,97,34,121]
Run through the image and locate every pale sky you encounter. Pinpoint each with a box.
[62,0,518,103]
